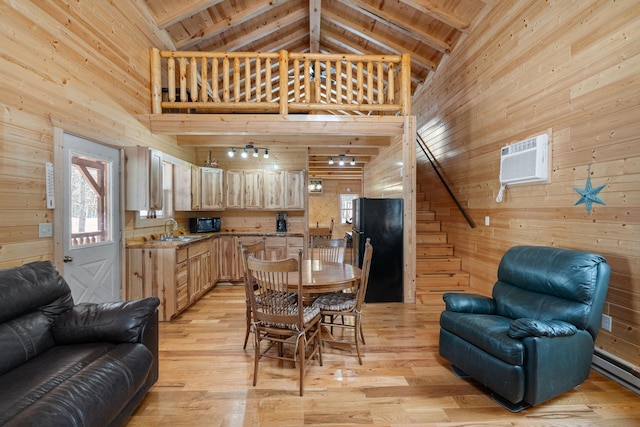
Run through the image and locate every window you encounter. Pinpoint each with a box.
[339,194,358,224]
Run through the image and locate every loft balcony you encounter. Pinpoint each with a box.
[149,49,411,127]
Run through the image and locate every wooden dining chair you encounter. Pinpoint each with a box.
[311,236,347,264]
[245,250,323,396]
[312,238,373,364]
[239,238,267,349]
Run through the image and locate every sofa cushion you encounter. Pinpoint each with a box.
[0,342,152,426]
[0,261,73,323]
[52,297,160,344]
[440,311,524,365]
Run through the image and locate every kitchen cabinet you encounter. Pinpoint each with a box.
[175,165,223,211]
[126,237,215,321]
[262,170,305,210]
[284,170,305,210]
[263,170,284,209]
[225,170,263,209]
[264,236,305,260]
[201,167,224,210]
[124,146,163,211]
[218,235,241,281]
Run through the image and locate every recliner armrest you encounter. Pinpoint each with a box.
[52,296,160,344]
[443,293,496,314]
[507,318,578,339]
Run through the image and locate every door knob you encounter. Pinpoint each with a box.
[63,256,73,263]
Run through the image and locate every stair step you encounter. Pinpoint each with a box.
[416,211,436,221]
[416,244,454,257]
[417,232,447,244]
[417,257,462,273]
[416,272,470,288]
[416,221,441,232]
[416,201,431,210]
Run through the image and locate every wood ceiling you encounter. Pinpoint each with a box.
[143,0,492,179]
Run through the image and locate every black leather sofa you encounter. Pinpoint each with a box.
[0,261,159,426]
[439,245,610,411]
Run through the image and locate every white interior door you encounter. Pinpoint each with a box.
[62,133,121,303]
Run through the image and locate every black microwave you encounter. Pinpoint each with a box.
[189,217,220,233]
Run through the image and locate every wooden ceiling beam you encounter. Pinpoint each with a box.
[335,0,451,53]
[308,146,380,155]
[398,0,472,32]
[309,0,321,52]
[177,0,295,50]
[206,8,307,52]
[178,134,392,148]
[322,9,436,70]
[153,0,223,30]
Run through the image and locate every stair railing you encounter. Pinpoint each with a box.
[416,133,475,228]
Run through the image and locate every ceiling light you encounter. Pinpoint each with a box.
[338,154,345,166]
[263,149,269,159]
[350,157,356,166]
[228,148,236,157]
[252,148,259,157]
[328,156,334,165]
[241,148,248,158]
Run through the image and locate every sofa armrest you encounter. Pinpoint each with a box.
[507,318,578,339]
[443,293,496,314]
[52,296,160,344]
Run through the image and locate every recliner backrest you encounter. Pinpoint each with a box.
[492,246,610,338]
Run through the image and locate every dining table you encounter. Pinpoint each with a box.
[289,259,361,303]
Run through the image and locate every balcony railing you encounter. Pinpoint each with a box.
[150,49,411,116]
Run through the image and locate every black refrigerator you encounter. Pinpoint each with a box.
[352,197,403,302]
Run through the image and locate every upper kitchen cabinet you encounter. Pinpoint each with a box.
[226,170,263,209]
[125,146,163,211]
[263,170,305,210]
[174,165,224,211]
[284,170,305,210]
[201,167,224,210]
[263,170,284,209]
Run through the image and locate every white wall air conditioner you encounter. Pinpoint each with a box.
[499,133,550,185]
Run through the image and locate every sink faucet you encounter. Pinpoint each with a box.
[163,218,178,240]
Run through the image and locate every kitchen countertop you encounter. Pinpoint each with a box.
[126,231,304,249]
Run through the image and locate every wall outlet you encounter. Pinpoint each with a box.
[484,216,490,226]
[601,314,612,332]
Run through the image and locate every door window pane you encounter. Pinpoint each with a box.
[340,194,358,224]
[70,156,110,246]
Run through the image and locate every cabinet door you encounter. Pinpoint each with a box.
[244,170,263,209]
[191,164,201,210]
[173,163,191,211]
[225,170,243,209]
[284,170,305,210]
[210,237,220,284]
[125,146,163,211]
[263,170,284,209]
[148,149,164,209]
[201,167,224,210]
[218,236,239,281]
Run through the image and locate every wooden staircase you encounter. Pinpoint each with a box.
[415,193,470,302]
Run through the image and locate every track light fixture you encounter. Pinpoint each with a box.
[328,154,356,166]
[226,144,269,159]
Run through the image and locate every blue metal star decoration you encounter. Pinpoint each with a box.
[574,164,605,214]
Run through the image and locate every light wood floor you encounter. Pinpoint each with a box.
[128,284,639,427]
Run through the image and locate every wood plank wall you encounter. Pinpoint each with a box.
[412,0,639,366]
[0,0,188,268]
[308,179,362,239]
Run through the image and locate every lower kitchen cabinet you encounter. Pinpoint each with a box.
[218,235,241,281]
[126,237,216,321]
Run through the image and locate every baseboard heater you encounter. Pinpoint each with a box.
[592,349,640,394]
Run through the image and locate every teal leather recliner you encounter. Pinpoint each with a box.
[439,246,610,411]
